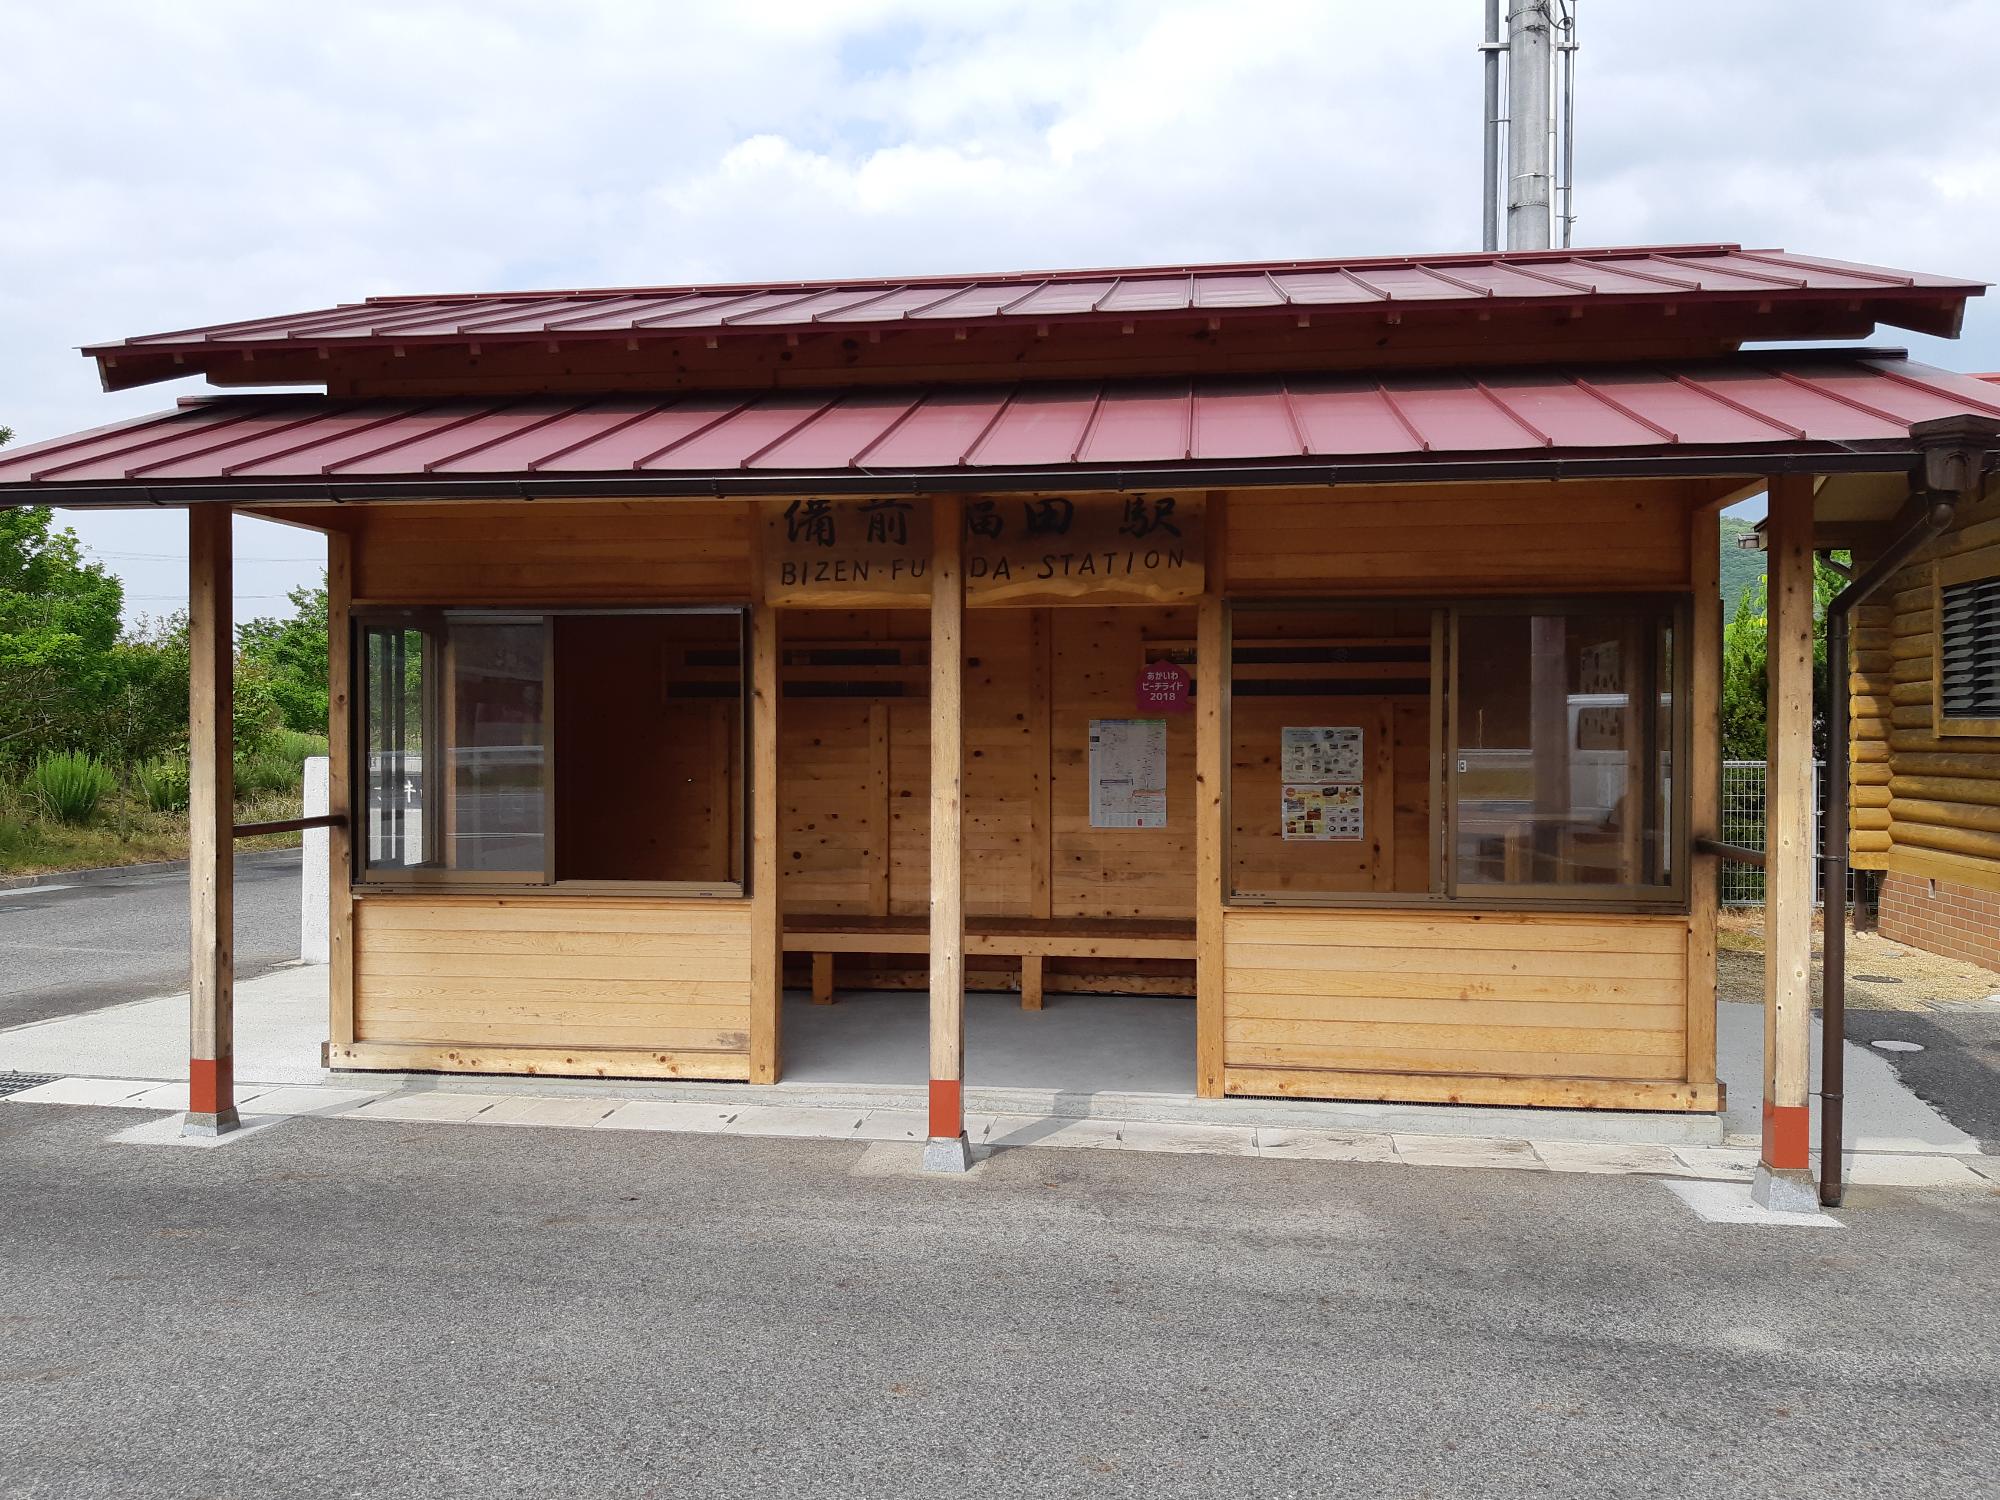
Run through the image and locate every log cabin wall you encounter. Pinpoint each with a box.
[1849,478,2000,962]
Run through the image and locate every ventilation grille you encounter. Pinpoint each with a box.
[1940,576,2000,722]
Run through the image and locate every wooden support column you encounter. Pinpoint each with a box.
[186,506,238,1136]
[1685,503,1720,1093]
[326,528,356,1052]
[748,518,783,1085]
[1195,493,1228,1098]
[926,494,969,1160]
[1758,473,1817,1207]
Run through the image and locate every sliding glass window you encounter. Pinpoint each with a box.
[1449,601,1681,901]
[1224,596,1686,909]
[355,608,746,894]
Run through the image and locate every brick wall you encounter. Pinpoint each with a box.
[1877,873,2000,973]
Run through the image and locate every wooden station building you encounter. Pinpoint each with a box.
[3,242,1996,1194]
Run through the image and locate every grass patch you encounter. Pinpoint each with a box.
[0,780,308,877]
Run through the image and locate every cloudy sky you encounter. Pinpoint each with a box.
[3,0,1996,624]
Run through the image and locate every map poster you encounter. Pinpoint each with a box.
[1282,782,1365,842]
[1089,718,1168,829]
[1281,725,1363,782]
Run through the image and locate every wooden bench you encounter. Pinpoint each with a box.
[781,916,1196,1009]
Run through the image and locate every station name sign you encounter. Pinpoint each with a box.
[763,494,1205,606]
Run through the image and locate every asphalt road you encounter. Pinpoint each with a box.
[0,1105,1995,1500]
[1845,1006,2000,1150]
[0,852,300,1031]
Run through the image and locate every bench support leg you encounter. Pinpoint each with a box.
[1019,955,1044,1011]
[811,951,835,1005]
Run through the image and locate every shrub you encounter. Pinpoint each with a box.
[29,750,114,824]
[235,749,302,798]
[271,728,331,763]
[135,755,191,813]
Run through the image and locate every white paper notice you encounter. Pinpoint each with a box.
[1282,726,1364,841]
[1089,718,1168,829]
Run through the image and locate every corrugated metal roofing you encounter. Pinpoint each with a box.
[9,354,2000,503]
[83,245,1981,376]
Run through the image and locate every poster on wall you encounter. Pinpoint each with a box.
[1281,782,1365,841]
[1281,726,1365,841]
[1089,718,1168,829]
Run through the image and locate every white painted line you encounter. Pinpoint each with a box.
[0,884,74,899]
[1663,1180,1842,1227]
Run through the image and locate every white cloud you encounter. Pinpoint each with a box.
[1,0,1995,615]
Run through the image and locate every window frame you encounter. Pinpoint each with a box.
[1221,593,1692,914]
[349,604,751,898]
[1933,544,2000,739]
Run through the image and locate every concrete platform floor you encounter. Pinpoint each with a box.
[1,964,1984,1161]
[783,988,1196,1094]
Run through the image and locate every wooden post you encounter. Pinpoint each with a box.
[1758,473,1817,1209]
[925,494,970,1165]
[748,517,783,1085]
[1685,503,1720,1093]
[1195,492,1228,1098]
[186,506,238,1136]
[326,528,356,1052]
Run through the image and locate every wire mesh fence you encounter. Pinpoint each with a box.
[1717,759,1876,911]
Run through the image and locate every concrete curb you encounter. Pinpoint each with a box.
[0,846,301,892]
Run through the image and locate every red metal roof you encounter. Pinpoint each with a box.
[9,354,2000,504]
[82,245,1984,391]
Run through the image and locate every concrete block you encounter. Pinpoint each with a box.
[850,1110,929,1142]
[1115,1121,1257,1156]
[921,1135,974,1173]
[1531,1140,1690,1176]
[1751,1164,1821,1214]
[109,1114,288,1149]
[1840,1154,1991,1189]
[725,1105,864,1139]
[1392,1134,1544,1171]
[984,1114,1125,1152]
[1255,1129,1398,1163]
[1670,1145,1759,1181]
[236,1085,385,1117]
[345,1093,498,1124]
[1666,1179,1841,1227]
[476,1095,626,1128]
[6,1077,158,1107]
[594,1100,738,1134]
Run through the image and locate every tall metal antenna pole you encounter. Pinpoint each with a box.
[1480,0,1504,252]
[1505,1,1553,250]
[1557,1,1578,247]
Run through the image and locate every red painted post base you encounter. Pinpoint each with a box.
[928,1078,962,1143]
[185,1056,240,1137]
[1760,1101,1811,1171]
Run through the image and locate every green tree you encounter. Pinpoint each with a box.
[1718,553,1848,761]
[237,582,328,733]
[0,503,128,764]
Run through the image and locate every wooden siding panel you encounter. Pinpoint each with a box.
[354,500,749,604]
[1224,482,1693,594]
[353,895,752,1071]
[1221,908,1694,1100]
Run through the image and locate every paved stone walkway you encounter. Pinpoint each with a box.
[10,1074,1994,1191]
